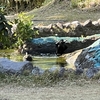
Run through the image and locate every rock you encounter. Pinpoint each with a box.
[49,66,58,72]
[65,49,82,67]
[58,67,66,77]
[32,66,44,75]
[34,24,53,36]
[63,22,71,28]
[83,19,93,27]
[0,58,33,74]
[92,21,99,26]
[56,22,63,29]
[21,36,97,55]
[71,21,80,26]
[49,66,66,77]
[75,67,84,75]
[31,37,56,54]
[33,19,100,37]
[86,67,99,78]
[98,19,100,24]
[75,39,100,78]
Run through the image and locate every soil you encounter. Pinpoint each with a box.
[0,81,100,100]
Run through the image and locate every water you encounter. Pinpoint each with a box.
[33,56,67,69]
[0,49,67,69]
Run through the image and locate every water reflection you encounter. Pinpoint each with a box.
[56,56,67,67]
[30,56,67,69]
[0,49,67,69]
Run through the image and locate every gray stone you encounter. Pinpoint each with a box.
[32,66,44,75]
[58,67,66,77]
[75,67,84,75]
[75,39,100,78]
[63,22,71,28]
[49,66,58,72]
[0,58,33,74]
[71,21,80,26]
[98,19,100,24]
[86,67,99,78]
[83,19,93,27]
[49,66,66,77]
[56,22,63,29]
[92,21,99,26]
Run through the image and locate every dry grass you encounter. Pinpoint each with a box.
[0,79,100,100]
[6,0,100,26]
[26,0,100,26]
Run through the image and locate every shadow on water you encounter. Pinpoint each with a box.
[0,49,68,69]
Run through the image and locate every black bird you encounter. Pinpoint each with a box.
[23,52,33,61]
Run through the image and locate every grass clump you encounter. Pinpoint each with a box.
[92,72,100,80]
[0,69,91,87]
[71,0,100,8]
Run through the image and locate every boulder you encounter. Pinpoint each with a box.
[75,39,100,78]
[92,21,99,26]
[98,19,100,24]
[34,24,53,37]
[20,36,98,55]
[65,49,82,68]
[32,66,44,75]
[0,58,33,74]
[63,22,71,28]
[83,19,93,27]
[49,66,66,77]
[71,21,80,26]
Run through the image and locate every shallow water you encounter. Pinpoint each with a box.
[33,56,67,69]
[0,49,67,69]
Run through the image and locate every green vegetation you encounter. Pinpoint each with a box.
[70,0,100,8]
[0,13,12,49]
[0,0,45,14]
[13,12,38,48]
[0,12,39,49]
